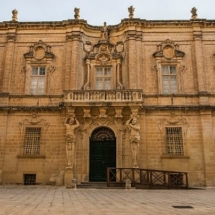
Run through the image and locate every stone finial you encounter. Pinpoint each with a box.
[191,7,198,19]
[128,6,135,19]
[74,8,80,19]
[12,9,18,22]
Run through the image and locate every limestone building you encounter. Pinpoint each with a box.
[0,7,215,187]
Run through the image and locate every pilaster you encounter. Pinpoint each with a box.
[2,31,16,92]
[200,110,215,186]
[70,32,82,89]
[193,27,206,93]
[126,31,137,89]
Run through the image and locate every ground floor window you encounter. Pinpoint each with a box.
[24,174,36,185]
[24,127,41,155]
[166,127,183,155]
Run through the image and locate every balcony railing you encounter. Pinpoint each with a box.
[107,168,188,189]
[64,90,143,102]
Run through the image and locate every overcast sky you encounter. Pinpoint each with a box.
[0,0,215,26]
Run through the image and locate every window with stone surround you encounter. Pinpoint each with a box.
[24,127,41,155]
[152,39,185,95]
[162,65,178,94]
[166,127,184,155]
[30,67,46,95]
[23,40,55,95]
[95,67,112,90]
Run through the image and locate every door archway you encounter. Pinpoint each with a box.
[89,127,116,182]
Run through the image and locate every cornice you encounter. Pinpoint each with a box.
[1,18,215,31]
[0,93,63,98]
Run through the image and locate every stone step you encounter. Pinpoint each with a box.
[77,182,123,189]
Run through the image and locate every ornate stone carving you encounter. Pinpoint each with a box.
[24,40,55,60]
[74,8,80,19]
[47,61,56,74]
[116,41,124,53]
[191,7,198,19]
[64,116,80,168]
[101,22,110,40]
[83,41,93,53]
[19,112,49,134]
[153,39,185,60]
[83,38,124,90]
[126,116,140,168]
[12,9,18,22]
[128,6,135,19]
[157,112,189,133]
[91,127,115,141]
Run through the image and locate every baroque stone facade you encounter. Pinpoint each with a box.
[0,7,215,187]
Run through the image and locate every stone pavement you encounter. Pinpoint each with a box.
[0,186,215,215]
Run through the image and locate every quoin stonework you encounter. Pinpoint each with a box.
[0,7,215,187]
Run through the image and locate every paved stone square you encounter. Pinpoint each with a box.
[0,186,214,215]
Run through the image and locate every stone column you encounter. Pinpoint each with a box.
[200,110,215,186]
[2,31,16,92]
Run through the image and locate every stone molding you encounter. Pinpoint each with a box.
[157,112,189,132]
[24,40,55,61]
[153,39,185,60]
[19,112,49,135]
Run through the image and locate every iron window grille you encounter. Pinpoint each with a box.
[166,127,184,155]
[24,127,41,155]
[24,174,36,185]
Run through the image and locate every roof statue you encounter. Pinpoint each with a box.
[191,7,198,19]
[101,22,109,40]
[128,6,135,19]
[74,8,80,19]
[12,9,18,22]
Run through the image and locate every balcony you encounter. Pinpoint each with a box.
[64,90,143,104]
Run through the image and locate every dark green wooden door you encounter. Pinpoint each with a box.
[90,140,116,182]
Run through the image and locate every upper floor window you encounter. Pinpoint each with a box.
[153,39,185,95]
[23,40,55,95]
[24,127,41,155]
[162,66,177,94]
[166,127,183,155]
[30,67,46,95]
[95,67,112,90]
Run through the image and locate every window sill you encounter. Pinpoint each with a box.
[17,155,46,159]
[161,155,190,159]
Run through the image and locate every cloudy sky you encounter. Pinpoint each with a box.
[0,0,214,26]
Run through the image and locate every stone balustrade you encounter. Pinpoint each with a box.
[64,90,143,102]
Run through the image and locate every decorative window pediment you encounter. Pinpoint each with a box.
[18,112,49,157]
[83,40,124,90]
[153,39,185,60]
[152,39,186,94]
[157,112,189,156]
[24,40,55,61]
[23,40,56,94]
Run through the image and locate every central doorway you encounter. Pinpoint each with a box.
[89,127,116,182]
